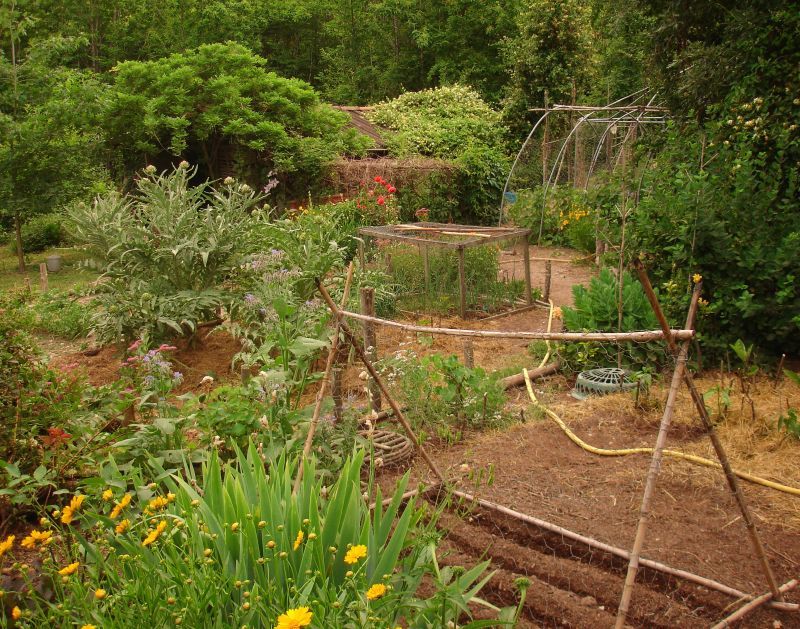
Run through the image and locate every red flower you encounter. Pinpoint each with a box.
[376,196,386,206]
[373,176,383,183]
[387,186,396,194]
[41,427,72,448]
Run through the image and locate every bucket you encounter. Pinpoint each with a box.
[45,255,62,273]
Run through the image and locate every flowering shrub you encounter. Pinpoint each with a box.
[354,176,400,225]
[4,448,516,627]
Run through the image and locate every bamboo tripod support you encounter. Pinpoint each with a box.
[292,263,355,495]
[614,282,700,627]
[315,279,446,484]
[615,262,786,627]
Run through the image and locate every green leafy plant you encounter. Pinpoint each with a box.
[379,351,507,442]
[7,213,67,253]
[68,165,264,345]
[560,268,661,371]
[13,447,512,627]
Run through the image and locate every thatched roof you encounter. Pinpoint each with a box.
[333,106,388,153]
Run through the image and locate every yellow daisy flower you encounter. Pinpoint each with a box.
[110,493,132,520]
[20,529,52,549]
[366,583,387,600]
[344,544,367,565]
[102,489,114,501]
[95,588,107,600]
[0,534,14,558]
[12,606,21,620]
[61,494,85,525]
[115,519,130,534]
[142,520,168,547]
[58,561,80,576]
[274,606,313,629]
[293,530,304,550]
[692,273,702,284]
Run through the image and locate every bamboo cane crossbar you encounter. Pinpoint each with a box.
[358,222,530,249]
[336,310,694,342]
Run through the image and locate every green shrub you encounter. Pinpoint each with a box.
[368,86,510,224]
[32,291,92,339]
[560,268,662,371]
[8,213,65,253]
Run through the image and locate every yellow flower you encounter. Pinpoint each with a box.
[293,530,304,550]
[166,493,176,503]
[699,298,709,307]
[58,561,80,576]
[102,489,114,501]
[81,625,97,629]
[145,496,169,513]
[366,583,387,600]
[142,520,168,547]
[94,588,107,600]
[692,273,702,284]
[115,519,130,534]
[0,535,14,558]
[61,494,85,524]
[344,544,367,565]
[21,529,52,549]
[110,493,132,520]
[274,606,313,629]
[12,606,21,620]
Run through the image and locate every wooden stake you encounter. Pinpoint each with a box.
[457,246,467,318]
[543,260,552,302]
[463,339,474,368]
[316,279,445,484]
[39,263,48,293]
[634,260,784,603]
[615,283,700,628]
[522,240,533,305]
[360,286,381,412]
[293,263,354,494]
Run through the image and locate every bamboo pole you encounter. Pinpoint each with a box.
[316,279,445,483]
[634,259,784,602]
[614,283,701,628]
[335,310,694,342]
[293,263,354,494]
[447,489,797,610]
[710,579,798,628]
[368,483,441,510]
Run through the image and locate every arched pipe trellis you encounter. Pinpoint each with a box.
[500,89,668,243]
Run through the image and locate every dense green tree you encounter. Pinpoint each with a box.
[104,43,369,194]
[0,2,108,270]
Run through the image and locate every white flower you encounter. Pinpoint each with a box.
[200,375,215,385]
[178,160,189,169]
[144,164,156,175]
[358,371,369,380]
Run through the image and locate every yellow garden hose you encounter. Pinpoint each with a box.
[522,368,800,498]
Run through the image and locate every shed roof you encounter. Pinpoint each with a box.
[333,106,387,152]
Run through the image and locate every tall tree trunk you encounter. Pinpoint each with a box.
[15,212,25,273]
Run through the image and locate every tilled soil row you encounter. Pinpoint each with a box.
[429,496,764,628]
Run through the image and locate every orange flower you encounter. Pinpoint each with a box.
[115,519,130,534]
[142,520,168,547]
[21,529,52,549]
